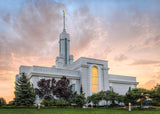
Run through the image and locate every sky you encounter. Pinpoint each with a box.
[0,0,160,102]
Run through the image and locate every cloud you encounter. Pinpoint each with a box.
[66,6,111,60]
[144,35,160,47]
[0,0,160,102]
[114,54,128,62]
[152,72,160,79]
[130,59,160,65]
[138,80,157,90]
[0,0,64,58]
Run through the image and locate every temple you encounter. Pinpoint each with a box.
[15,11,138,104]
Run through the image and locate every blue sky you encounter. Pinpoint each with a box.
[0,0,160,102]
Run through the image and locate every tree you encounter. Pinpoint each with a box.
[14,73,35,106]
[87,93,101,106]
[35,78,56,100]
[80,85,83,94]
[72,94,86,107]
[124,88,149,108]
[8,100,14,105]
[128,87,131,93]
[117,95,124,104]
[0,97,6,106]
[99,90,119,108]
[150,84,160,106]
[54,76,74,102]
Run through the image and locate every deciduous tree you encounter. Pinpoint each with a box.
[35,78,56,100]
[54,76,74,102]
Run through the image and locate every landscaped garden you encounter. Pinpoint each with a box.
[0,73,160,113]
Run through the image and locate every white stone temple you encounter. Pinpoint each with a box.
[16,11,138,104]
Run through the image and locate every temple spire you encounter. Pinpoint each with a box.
[63,10,65,32]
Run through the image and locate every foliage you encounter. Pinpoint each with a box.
[150,84,160,106]
[128,87,131,93]
[41,99,67,106]
[0,97,6,106]
[14,73,35,106]
[117,95,124,104]
[35,78,56,100]
[8,100,15,106]
[41,99,54,106]
[72,94,86,107]
[99,90,119,108]
[80,85,83,94]
[35,76,75,105]
[54,76,74,102]
[87,93,101,106]
[55,100,67,106]
[124,88,149,107]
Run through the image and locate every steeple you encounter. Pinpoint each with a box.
[56,10,74,68]
[63,10,65,32]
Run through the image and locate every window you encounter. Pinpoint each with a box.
[72,84,75,93]
[91,66,98,93]
[65,38,67,64]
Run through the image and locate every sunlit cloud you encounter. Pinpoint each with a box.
[0,0,160,102]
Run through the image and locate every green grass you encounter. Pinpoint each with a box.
[0,108,159,114]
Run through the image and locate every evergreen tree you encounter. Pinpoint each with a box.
[80,85,83,94]
[128,87,131,93]
[14,73,35,106]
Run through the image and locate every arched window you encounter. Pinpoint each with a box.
[91,66,98,93]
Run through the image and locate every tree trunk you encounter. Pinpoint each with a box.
[141,100,143,109]
[106,100,108,109]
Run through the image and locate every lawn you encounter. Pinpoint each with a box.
[0,108,159,114]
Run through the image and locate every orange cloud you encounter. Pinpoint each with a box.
[0,0,160,102]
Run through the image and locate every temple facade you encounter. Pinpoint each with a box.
[16,11,138,104]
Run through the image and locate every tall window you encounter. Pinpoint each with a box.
[72,84,75,93]
[91,66,98,93]
[65,38,67,64]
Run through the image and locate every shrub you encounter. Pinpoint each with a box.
[72,94,86,107]
[41,99,67,106]
[55,100,67,106]
[41,99,55,106]
[0,97,6,106]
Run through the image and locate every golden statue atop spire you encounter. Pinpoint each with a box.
[63,10,65,31]
[63,10,65,17]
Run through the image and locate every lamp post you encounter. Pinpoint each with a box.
[129,102,131,111]
[38,101,41,109]
[141,93,144,108]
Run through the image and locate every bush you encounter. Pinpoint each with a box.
[41,99,67,106]
[55,100,67,106]
[0,105,37,109]
[72,94,86,107]
[8,101,15,106]
[0,97,6,106]
[132,107,157,110]
[41,99,55,106]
